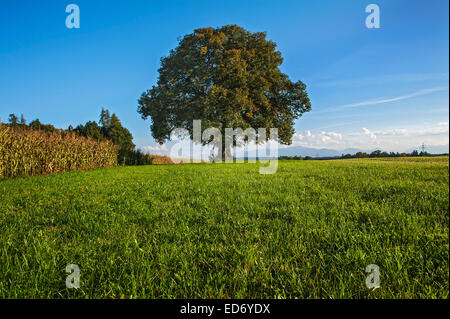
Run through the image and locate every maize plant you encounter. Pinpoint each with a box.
[0,124,118,178]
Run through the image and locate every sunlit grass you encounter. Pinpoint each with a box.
[0,157,448,298]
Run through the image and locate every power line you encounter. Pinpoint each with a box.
[421,143,426,153]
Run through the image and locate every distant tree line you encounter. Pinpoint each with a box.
[3,108,159,166]
[279,155,313,160]
[7,113,56,132]
[341,150,432,159]
[279,149,447,161]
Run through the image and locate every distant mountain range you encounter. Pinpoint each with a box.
[278,146,358,157]
[253,144,450,158]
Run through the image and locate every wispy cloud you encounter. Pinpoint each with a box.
[362,128,377,140]
[310,86,449,116]
[336,87,448,109]
[315,73,449,88]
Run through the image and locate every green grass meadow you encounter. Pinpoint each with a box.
[0,157,448,298]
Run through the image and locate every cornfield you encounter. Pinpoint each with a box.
[147,154,174,164]
[0,124,118,178]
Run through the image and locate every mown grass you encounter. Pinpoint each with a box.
[0,157,448,298]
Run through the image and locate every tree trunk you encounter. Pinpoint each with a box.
[220,123,233,162]
[222,135,226,162]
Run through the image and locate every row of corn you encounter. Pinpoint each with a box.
[0,124,118,178]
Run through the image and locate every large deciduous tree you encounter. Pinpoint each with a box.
[138,25,311,160]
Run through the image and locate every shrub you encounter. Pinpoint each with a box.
[120,148,173,166]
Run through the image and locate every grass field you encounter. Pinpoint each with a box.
[0,157,448,298]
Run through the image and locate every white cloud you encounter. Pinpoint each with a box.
[292,130,343,147]
[373,124,449,137]
[373,128,408,136]
[362,128,377,140]
[290,122,448,151]
[142,144,168,155]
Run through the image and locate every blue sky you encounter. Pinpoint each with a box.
[0,0,448,153]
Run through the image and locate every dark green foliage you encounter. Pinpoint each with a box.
[75,109,136,165]
[28,119,56,132]
[74,121,104,141]
[101,113,135,165]
[355,152,368,158]
[99,107,112,129]
[19,114,26,126]
[279,156,303,160]
[340,150,435,159]
[7,114,27,127]
[119,149,154,166]
[7,114,18,126]
[107,114,135,152]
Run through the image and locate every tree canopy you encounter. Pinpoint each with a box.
[73,109,135,164]
[107,113,135,152]
[8,114,18,126]
[138,24,311,159]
